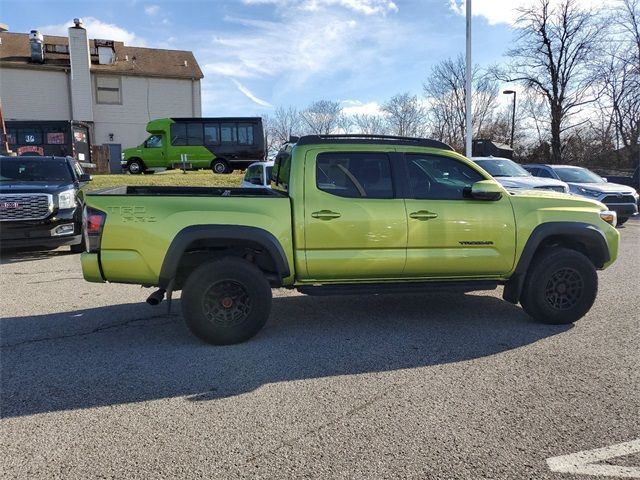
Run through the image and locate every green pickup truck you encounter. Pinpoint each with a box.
[82,135,620,345]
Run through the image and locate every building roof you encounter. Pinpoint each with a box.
[0,31,203,80]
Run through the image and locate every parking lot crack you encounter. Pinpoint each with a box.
[0,314,179,348]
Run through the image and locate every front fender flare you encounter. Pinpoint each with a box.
[503,222,610,304]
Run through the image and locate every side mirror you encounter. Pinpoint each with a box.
[249,177,263,185]
[469,180,504,201]
[602,177,608,182]
[79,173,92,182]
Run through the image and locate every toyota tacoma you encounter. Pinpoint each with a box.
[81,135,620,345]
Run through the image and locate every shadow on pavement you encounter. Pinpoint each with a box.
[0,246,76,265]
[0,291,571,418]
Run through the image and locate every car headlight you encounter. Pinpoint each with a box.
[58,189,76,209]
[577,187,601,197]
[599,210,617,227]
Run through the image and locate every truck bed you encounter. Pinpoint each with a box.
[88,186,283,197]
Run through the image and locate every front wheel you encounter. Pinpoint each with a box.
[616,217,628,226]
[127,159,144,175]
[181,257,272,345]
[520,248,598,325]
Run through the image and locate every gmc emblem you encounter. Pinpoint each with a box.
[0,202,19,209]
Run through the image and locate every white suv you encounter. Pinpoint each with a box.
[471,157,569,193]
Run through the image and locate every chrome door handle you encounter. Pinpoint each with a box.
[311,210,342,220]
[409,210,438,220]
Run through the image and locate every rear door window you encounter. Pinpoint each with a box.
[316,152,393,199]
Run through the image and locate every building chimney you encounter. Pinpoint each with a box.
[29,30,44,63]
[68,18,94,122]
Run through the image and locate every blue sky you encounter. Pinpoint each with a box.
[1,0,566,116]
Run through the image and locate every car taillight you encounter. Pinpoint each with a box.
[83,206,106,252]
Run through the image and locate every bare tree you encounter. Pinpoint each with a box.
[381,93,426,137]
[352,114,389,134]
[271,106,303,144]
[497,0,603,163]
[301,100,343,135]
[423,55,500,151]
[599,0,640,167]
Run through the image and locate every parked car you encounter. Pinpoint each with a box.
[122,117,265,175]
[0,155,91,252]
[81,135,619,345]
[604,167,640,191]
[524,164,639,225]
[472,157,569,193]
[240,161,274,188]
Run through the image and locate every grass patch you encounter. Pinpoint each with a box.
[84,170,244,191]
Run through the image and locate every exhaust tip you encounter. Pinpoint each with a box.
[146,289,165,306]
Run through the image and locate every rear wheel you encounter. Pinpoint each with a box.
[181,257,272,345]
[520,248,598,325]
[127,159,144,175]
[212,159,230,174]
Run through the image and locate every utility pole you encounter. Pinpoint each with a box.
[503,90,516,148]
[465,0,472,157]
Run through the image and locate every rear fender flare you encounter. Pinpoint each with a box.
[158,225,290,289]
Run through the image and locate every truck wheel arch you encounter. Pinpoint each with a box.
[158,225,291,290]
[503,222,610,304]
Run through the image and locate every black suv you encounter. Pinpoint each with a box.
[0,156,91,252]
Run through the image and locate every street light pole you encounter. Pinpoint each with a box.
[503,90,516,148]
[465,0,472,157]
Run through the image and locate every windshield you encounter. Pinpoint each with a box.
[554,167,604,183]
[474,159,530,177]
[0,158,73,183]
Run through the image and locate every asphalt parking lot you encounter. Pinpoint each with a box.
[1,220,639,479]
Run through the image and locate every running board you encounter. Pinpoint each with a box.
[297,280,499,296]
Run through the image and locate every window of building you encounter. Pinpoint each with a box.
[237,124,254,145]
[406,154,484,200]
[6,130,17,145]
[95,75,122,104]
[187,123,204,146]
[220,124,237,144]
[204,123,219,145]
[170,123,187,146]
[316,152,393,199]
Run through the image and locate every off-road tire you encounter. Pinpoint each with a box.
[127,159,144,175]
[211,159,230,174]
[181,257,272,345]
[520,248,598,325]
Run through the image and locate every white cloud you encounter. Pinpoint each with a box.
[197,9,400,89]
[36,17,141,45]
[231,78,273,107]
[243,0,398,15]
[340,100,383,116]
[448,0,618,26]
[144,4,160,16]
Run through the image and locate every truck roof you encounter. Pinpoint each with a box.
[292,134,454,151]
